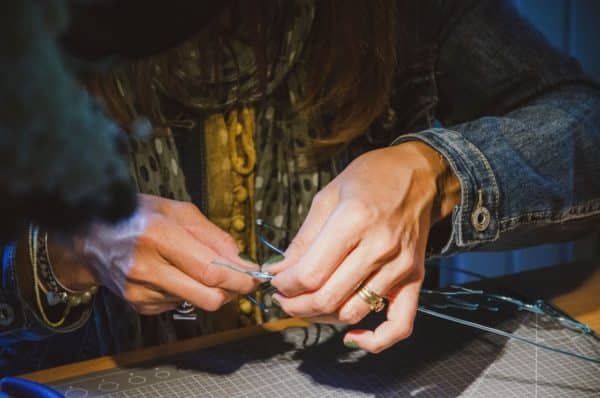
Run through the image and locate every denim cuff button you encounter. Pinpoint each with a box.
[471,206,491,232]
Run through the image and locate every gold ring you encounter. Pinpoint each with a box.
[357,285,386,313]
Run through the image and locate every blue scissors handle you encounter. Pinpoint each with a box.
[0,377,64,398]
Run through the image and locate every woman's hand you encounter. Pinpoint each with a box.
[50,194,260,315]
[270,142,460,352]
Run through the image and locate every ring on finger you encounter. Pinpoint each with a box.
[357,285,386,313]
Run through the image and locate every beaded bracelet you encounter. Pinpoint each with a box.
[35,230,97,307]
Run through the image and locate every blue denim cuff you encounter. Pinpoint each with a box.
[1,242,91,345]
[391,128,501,255]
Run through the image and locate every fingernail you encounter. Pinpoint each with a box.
[344,340,360,349]
[238,252,256,263]
[262,254,285,268]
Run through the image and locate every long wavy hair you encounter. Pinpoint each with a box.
[92,0,399,147]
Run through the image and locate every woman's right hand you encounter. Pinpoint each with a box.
[49,194,260,315]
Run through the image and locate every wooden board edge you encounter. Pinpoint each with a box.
[551,267,600,333]
[21,318,310,384]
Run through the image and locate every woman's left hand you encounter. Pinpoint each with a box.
[269,141,460,353]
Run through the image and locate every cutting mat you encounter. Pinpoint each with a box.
[48,309,599,398]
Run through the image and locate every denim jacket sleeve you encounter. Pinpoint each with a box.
[391,0,600,256]
[1,241,91,346]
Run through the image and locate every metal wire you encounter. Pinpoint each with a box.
[211,260,274,281]
[256,224,599,364]
[420,286,593,334]
[417,306,600,365]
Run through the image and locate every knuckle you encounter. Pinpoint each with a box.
[155,198,176,215]
[136,231,155,248]
[201,299,220,312]
[298,271,325,292]
[398,323,414,340]
[392,252,418,279]
[137,306,155,316]
[200,264,226,287]
[239,280,259,295]
[288,236,307,254]
[180,201,200,213]
[160,199,202,219]
[372,233,398,258]
[369,342,386,354]
[400,252,417,273]
[177,202,204,219]
[341,199,373,225]
[140,216,167,243]
[222,234,238,250]
[339,307,364,325]
[202,291,228,312]
[312,292,337,314]
[311,191,328,209]
[127,263,148,282]
[123,285,142,304]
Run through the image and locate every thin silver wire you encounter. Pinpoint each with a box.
[211,260,274,281]
[258,235,285,256]
[256,219,599,364]
[256,218,286,256]
[417,306,600,365]
[420,286,592,334]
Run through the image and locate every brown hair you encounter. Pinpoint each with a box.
[92,0,398,147]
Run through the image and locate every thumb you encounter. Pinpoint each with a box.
[263,192,336,274]
[261,234,307,274]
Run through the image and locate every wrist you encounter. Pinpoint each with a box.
[396,141,461,224]
[47,234,98,291]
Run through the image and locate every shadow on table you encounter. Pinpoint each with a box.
[140,309,516,397]
[292,311,513,397]
[288,261,600,397]
[125,261,598,397]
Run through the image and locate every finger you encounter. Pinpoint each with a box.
[150,261,235,312]
[153,221,259,294]
[149,197,235,252]
[293,267,416,325]
[336,248,417,325]
[298,267,417,325]
[145,289,183,304]
[134,303,179,316]
[180,214,252,265]
[148,197,255,268]
[304,314,347,325]
[344,269,424,353]
[271,203,364,297]
[266,190,337,274]
[123,283,182,305]
[271,245,374,318]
